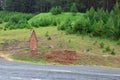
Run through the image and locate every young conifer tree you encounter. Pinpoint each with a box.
[70,3,78,16]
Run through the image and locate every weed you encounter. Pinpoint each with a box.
[85,47,92,52]
[93,40,97,45]
[45,31,49,37]
[47,36,52,40]
[105,46,111,52]
[117,39,120,45]
[99,42,104,48]
[0,19,3,24]
[44,31,52,40]
[68,39,71,43]
[110,49,116,55]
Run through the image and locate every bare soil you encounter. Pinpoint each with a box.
[46,50,81,65]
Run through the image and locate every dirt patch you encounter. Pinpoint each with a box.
[0,52,13,61]
[110,57,120,64]
[2,40,29,54]
[46,50,81,65]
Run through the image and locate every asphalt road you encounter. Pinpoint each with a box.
[0,58,120,80]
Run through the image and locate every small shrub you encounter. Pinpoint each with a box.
[10,15,20,23]
[110,49,116,55]
[72,17,90,34]
[51,19,57,26]
[85,47,92,52]
[5,22,14,30]
[86,7,95,24]
[117,39,120,45]
[0,11,33,29]
[91,20,105,37]
[105,46,111,52]
[31,22,39,27]
[40,18,52,27]
[99,42,104,48]
[5,19,30,29]
[47,36,52,40]
[50,6,62,15]
[70,3,78,16]
[68,39,71,43]
[57,18,71,30]
[31,17,52,27]
[93,41,97,45]
[45,31,49,37]
[104,16,115,38]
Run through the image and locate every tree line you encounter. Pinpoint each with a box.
[0,0,119,13]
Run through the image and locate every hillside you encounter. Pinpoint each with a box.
[0,26,120,67]
[0,11,120,67]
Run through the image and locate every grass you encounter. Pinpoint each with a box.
[0,26,120,55]
[28,12,84,26]
[0,25,120,67]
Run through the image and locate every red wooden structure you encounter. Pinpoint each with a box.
[30,30,38,56]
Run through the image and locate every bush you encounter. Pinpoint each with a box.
[0,11,33,30]
[117,39,120,45]
[110,49,116,55]
[50,6,62,15]
[10,15,20,23]
[72,16,90,34]
[0,11,33,22]
[58,18,71,30]
[86,7,95,24]
[30,16,54,27]
[99,42,104,48]
[5,22,16,30]
[83,2,120,40]
[47,36,52,40]
[5,18,31,29]
[91,20,105,37]
[45,31,49,37]
[105,46,111,52]
[70,3,78,16]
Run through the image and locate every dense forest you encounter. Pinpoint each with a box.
[0,0,119,13]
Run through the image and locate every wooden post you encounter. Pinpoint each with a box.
[29,30,38,56]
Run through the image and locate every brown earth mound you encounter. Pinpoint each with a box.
[46,50,81,65]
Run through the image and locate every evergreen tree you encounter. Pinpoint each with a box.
[4,0,120,13]
[50,6,62,15]
[70,3,78,16]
